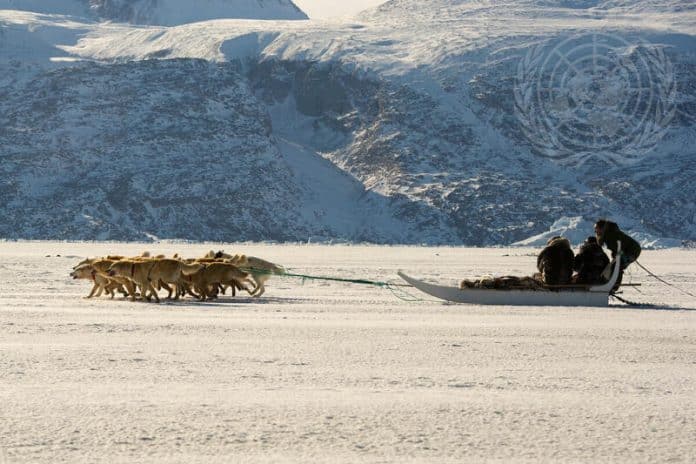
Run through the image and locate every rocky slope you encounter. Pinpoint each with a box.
[0,1,694,245]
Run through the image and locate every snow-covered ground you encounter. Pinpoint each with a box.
[1,242,695,463]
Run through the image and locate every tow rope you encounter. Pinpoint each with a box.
[238,266,401,287]
[283,271,396,288]
[282,271,430,302]
[635,261,696,298]
[238,267,432,302]
[241,266,692,307]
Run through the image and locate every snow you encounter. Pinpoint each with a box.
[0,10,91,64]
[108,0,308,24]
[1,3,695,245]
[268,97,412,242]
[0,0,88,17]
[6,1,689,73]
[2,241,695,462]
[513,216,683,248]
[0,0,308,24]
[1,2,695,247]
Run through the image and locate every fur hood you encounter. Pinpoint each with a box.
[546,236,571,249]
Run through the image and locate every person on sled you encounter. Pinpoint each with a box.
[594,220,642,291]
[573,236,610,285]
[537,236,574,285]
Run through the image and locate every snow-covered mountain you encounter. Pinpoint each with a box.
[0,0,308,24]
[0,1,694,245]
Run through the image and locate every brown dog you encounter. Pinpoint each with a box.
[223,254,284,297]
[187,263,254,301]
[89,259,136,298]
[107,259,203,303]
[108,260,157,301]
[70,264,126,299]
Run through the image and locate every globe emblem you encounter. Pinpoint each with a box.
[514,33,677,166]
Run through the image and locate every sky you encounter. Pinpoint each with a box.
[293,0,388,19]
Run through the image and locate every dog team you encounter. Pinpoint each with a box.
[70,250,285,302]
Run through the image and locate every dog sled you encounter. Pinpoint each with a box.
[398,244,622,307]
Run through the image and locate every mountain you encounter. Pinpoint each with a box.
[0,1,694,245]
[0,0,308,24]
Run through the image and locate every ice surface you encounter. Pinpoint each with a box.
[1,242,695,463]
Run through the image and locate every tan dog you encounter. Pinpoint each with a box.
[70,264,126,299]
[88,258,137,298]
[108,259,203,303]
[73,255,126,269]
[187,262,254,301]
[210,251,285,297]
[152,259,203,301]
[107,260,158,302]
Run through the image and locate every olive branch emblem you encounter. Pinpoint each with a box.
[514,33,677,166]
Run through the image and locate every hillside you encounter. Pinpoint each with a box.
[0,1,694,245]
[0,0,308,24]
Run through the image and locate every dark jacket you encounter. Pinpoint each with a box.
[537,237,575,285]
[597,222,641,260]
[573,240,610,284]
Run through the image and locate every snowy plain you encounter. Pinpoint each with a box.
[1,241,695,463]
